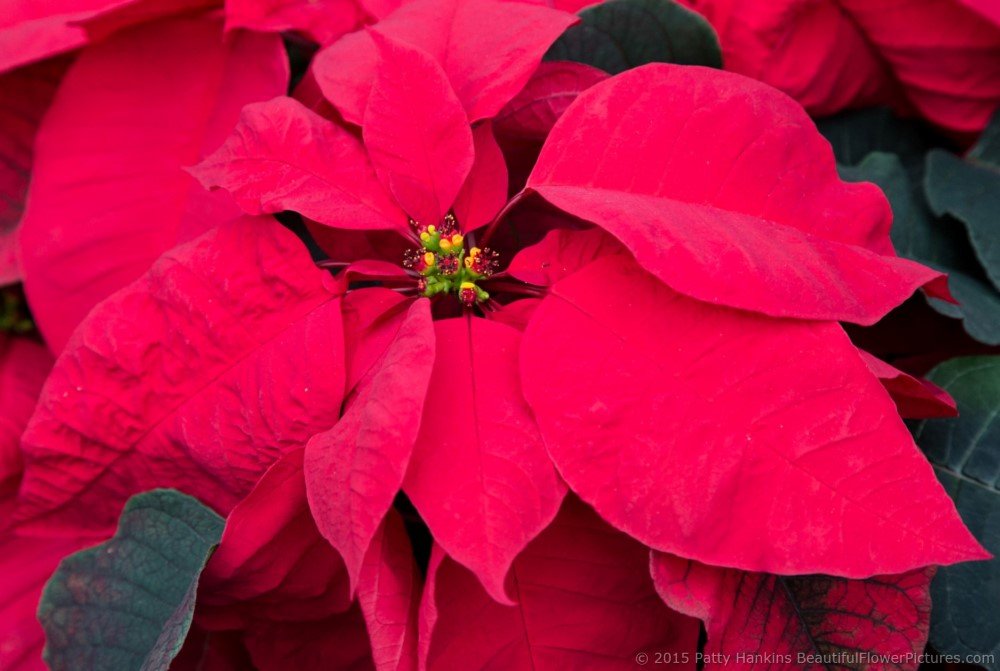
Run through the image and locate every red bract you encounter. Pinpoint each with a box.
[223,0,379,45]
[18,16,288,353]
[310,0,577,124]
[23,0,992,664]
[682,0,1000,135]
[16,219,347,536]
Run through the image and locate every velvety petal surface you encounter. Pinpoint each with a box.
[363,33,473,228]
[420,498,700,670]
[18,17,288,353]
[403,316,565,604]
[526,63,941,324]
[313,0,576,124]
[192,97,409,235]
[653,553,934,670]
[306,299,434,589]
[521,254,986,576]
[16,219,346,537]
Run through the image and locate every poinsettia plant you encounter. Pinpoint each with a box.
[3,0,1000,669]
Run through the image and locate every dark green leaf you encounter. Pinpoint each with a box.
[544,0,722,75]
[817,108,948,172]
[911,356,1000,669]
[925,148,1000,292]
[38,489,225,671]
[839,152,1000,345]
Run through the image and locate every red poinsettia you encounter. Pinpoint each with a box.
[9,0,990,666]
[680,0,1000,136]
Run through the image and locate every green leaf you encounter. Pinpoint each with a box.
[911,356,1000,670]
[925,147,1000,293]
[544,0,722,75]
[817,108,946,172]
[38,489,224,671]
[839,152,1000,345]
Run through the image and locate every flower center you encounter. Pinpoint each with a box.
[404,213,499,306]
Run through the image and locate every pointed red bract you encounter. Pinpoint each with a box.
[420,498,699,670]
[521,254,987,576]
[860,351,958,419]
[313,0,577,124]
[527,63,942,325]
[452,123,508,232]
[200,450,352,629]
[506,227,626,287]
[652,553,934,671]
[16,219,347,537]
[225,0,364,45]
[17,17,288,354]
[358,510,422,671]
[305,299,434,590]
[192,97,409,235]
[363,32,473,228]
[0,57,69,285]
[0,335,53,484]
[403,317,565,604]
[494,61,609,141]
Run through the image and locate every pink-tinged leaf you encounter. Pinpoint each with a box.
[244,604,376,671]
[678,0,900,118]
[0,532,92,671]
[199,449,351,629]
[494,61,608,141]
[860,351,959,419]
[18,17,288,354]
[652,553,934,670]
[224,0,364,45]
[313,0,577,124]
[0,57,70,286]
[527,64,943,324]
[192,96,408,235]
[421,497,700,670]
[837,0,1000,136]
[306,299,434,590]
[403,317,565,604]
[521,254,987,576]
[0,335,53,484]
[363,32,473,229]
[452,123,508,232]
[358,509,421,671]
[506,227,626,287]
[16,219,347,537]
